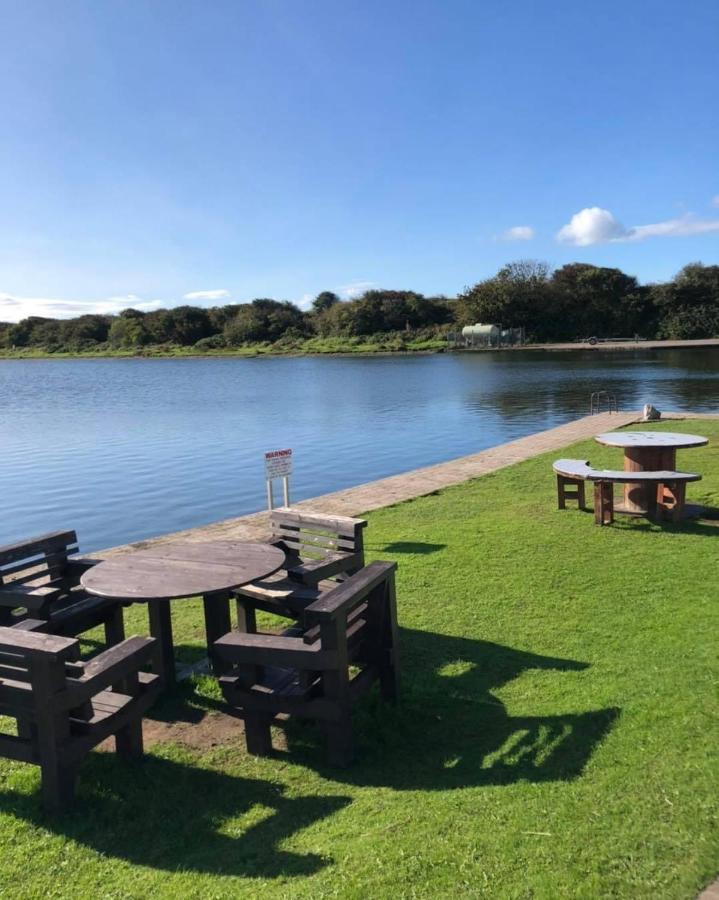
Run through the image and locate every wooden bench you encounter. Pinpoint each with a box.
[0,625,160,811]
[553,459,701,525]
[234,508,367,625]
[0,530,126,644]
[215,560,399,766]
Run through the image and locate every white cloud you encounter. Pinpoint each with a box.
[183,289,231,302]
[0,293,163,324]
[627,216,719,241]
[338,281,375,299]
[296,293,314,310]
[500,225,535,241]
[557,207,627,245]
[557,206,719,245]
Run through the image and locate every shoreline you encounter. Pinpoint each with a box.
[1,337,719,361]
[94,408,719,558]
[98,410,641,555]
[515,337,719,352]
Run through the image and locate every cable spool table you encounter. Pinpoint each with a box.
[594,431,707,516]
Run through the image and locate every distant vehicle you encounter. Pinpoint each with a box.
[581,335,646,345]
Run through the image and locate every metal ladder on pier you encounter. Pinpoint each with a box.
[590,390,618,415]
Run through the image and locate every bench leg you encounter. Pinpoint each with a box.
[594,482,614,525]
[234,599,264,684]
[244,713,273,756]
[557,475,567,509]
[235,599,257,634]
[203,591,233,676]
[672,482,686,522]
[34,658,78,812]
[114,672,144,760]
[379,577,400,703]
[41,761,77,813]
[115,719,144,761]
[657,481,686,523]
[16,717,35,740]
[557,475,586,511]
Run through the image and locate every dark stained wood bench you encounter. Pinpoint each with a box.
[215,560,399,766]
[0,625,160,811]
[553,459,701,525]
[0,530,126,644]
[234,508,367,626]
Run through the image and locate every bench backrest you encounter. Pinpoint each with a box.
[302,561,397,665]
[0,530,78,593]
[0,626,81,720]
[270,508,366,568]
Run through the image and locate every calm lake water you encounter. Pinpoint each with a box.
[2,348,718,551]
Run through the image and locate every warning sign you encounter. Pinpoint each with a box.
[264,448,293,479]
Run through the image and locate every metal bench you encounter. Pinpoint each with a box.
[215,561,399,766]
[0,625,160,811]
[552,459,701,525]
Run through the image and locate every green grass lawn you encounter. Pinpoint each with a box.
[1,419,718,898]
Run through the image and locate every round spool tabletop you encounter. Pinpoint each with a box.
[82,540,286,601]
[595,431,708,451]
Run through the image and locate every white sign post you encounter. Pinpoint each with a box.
[264,448,292,510]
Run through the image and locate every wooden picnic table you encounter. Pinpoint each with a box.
[81,541,286,685]
[594,431,707,515]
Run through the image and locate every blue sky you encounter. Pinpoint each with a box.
[0,0,718,321]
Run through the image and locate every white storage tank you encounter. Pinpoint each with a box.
[461,323,500,344]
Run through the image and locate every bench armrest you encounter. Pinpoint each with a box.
[64,635,157,705]
[65,556,102,578]
[0,583,63,611]
[10,618,49,632]
[214,631,331,669]
[303,561,396,623]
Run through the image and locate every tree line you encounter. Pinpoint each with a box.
[1,262,718,352]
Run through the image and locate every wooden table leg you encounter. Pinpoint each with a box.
[147,600,175,686]
[203,591,232,675]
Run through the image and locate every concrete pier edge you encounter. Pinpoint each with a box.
[98,409,717,556]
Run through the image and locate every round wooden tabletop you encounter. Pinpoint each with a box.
[595,431,707,450]
[81,540,286,602]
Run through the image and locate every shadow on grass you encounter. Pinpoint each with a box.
[607,508,719,537]
[571,502,719,537]
[284,627,620,791]
[1,634,618,875]
[0,754,350,878]
[375,540,447,555]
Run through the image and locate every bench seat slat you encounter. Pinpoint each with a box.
[553,459,701,483]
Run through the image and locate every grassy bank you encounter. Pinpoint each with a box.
[0,420,717,898]
[3,337,719,360]
[0,334,448,360]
